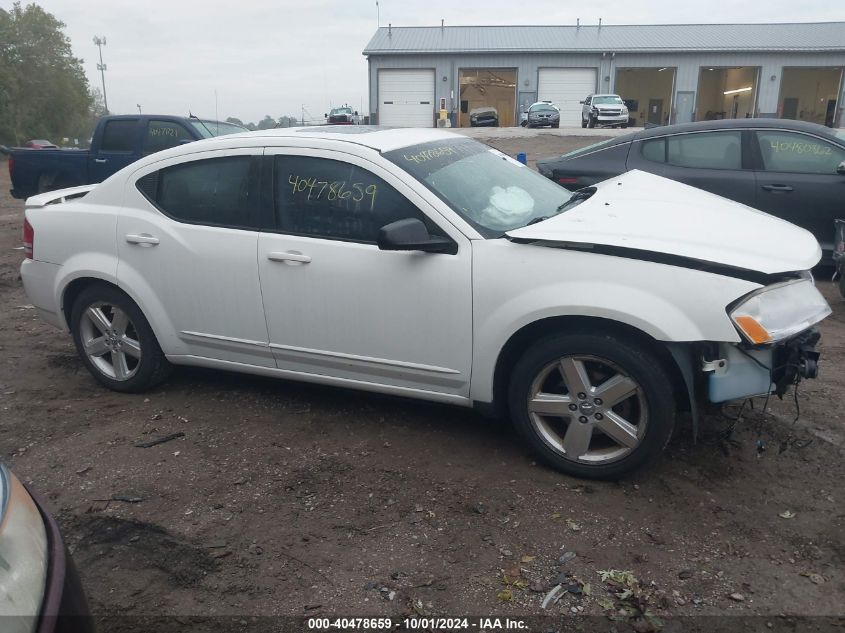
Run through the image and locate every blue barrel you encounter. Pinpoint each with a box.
[516,152,527,165]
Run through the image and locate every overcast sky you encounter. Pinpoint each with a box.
[15,0,845,124]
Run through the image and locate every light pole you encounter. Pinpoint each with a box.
[136,104,142,114]
[93,36,109,114]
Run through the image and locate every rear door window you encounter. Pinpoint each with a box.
[100,120,138,153]
[136,156,261,229]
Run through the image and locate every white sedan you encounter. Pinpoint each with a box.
[20,126,831,478]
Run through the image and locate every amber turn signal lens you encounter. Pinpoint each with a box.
[734,315,772,345]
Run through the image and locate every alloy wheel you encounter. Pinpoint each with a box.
[78,302,142,381]
[527,355,647,464]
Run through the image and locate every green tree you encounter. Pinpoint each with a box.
[277,115,299,128]
[0,2,93,146]
[256,115,276,130]
[225,116,244,126]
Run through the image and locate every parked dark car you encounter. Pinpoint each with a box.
[525,102,560,128]
[25,140,58,149]
[537,119,845,259]
[469,106,499,127]
[8,114,246,199]
[0,463,94,632]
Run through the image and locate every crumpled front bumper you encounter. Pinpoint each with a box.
[706,328,821,403]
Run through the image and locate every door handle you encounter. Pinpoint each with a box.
[267,251,311,264]
[94,158,108,164]
[125,233,160,246]
[761,184,793,193]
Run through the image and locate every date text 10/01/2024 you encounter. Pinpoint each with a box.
[307,617,528,630]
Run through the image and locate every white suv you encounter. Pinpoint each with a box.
[581,94,629,128]
[19,127,829,478]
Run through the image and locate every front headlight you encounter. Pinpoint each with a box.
[730,278,831,344]
[0,465,48,632]
[621,107,628,114]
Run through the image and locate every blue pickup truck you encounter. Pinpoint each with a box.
[7,114,246,199]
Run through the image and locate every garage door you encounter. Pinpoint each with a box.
[378,69,435,128]
[538,68,598,126]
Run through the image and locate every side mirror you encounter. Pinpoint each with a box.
[837,161,845,175]
[324,113,328,118]
[354,111,359,116]
[377,218,455,254]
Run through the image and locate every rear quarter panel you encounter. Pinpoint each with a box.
[24,196,120,328]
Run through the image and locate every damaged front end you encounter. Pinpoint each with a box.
[705,275,829,403]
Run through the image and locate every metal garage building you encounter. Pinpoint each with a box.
[362,22,845,128]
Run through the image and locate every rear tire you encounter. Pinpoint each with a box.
[70,284,172,393]
[508,331,675,479]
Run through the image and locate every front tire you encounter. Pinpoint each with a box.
[508,332,675,479]
[587,116,596,129]
[70,284,172,393]
[580,118,587,129]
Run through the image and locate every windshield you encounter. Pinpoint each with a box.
[592,96,624,105]
[332,107,353,115]
[384,139,574,237]
[190,120,248,138]
[835,129,845,142]
[530,104,557,112]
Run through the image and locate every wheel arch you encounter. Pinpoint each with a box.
[59,275,179,355]
[485,315,690,418]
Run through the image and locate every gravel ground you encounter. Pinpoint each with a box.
[0,137,843,632]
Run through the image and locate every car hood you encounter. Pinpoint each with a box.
[506,170,822,275]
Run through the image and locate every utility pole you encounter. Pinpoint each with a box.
[301,104,305,126]
[136,104,142,114]
[376,1,380,27]
[93,36,109,114]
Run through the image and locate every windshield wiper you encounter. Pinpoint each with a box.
[556,187,596,213]
[526,215,550,226]
[523,187,598,228]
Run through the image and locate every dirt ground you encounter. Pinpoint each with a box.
[1,135,843,631]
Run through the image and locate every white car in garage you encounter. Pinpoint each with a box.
[20,127,830,478]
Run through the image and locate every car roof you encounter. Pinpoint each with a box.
[634,118,840,141]
[581,118,842,151]
[589,94,621,98]
[222,126,466,152]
